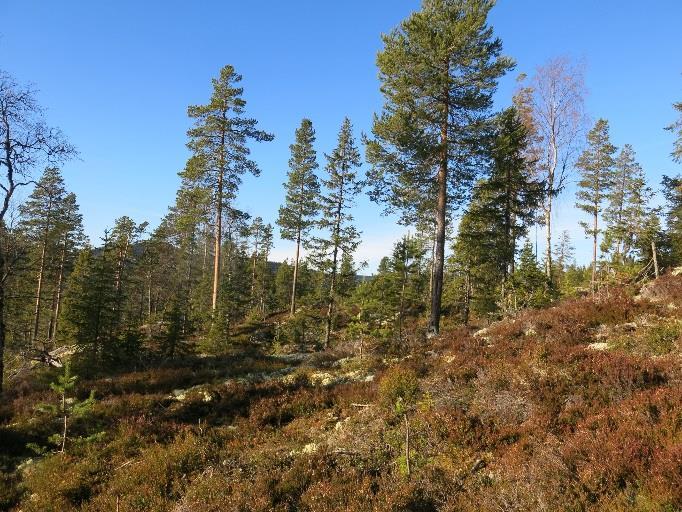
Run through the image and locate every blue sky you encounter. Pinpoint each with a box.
[3,1,682,270]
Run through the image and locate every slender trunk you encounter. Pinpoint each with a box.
[290,227,301,316]
[60,393,67,453]
[651,240,659,278]
[463,270,471,325]
[147,272,152,320]
[429,112,448,336]
[251,229,259,307]
[592,211,598,294]
[544,202,552,278]
[211,170,223,313]
[325,173,344,348]
[325,241,339,349]
[49,241,67,342]
[32,236,48,345]
[398,277,406,342]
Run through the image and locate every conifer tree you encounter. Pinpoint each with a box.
[553,230,574,288]
[278,119,320,316]
[602,144,646,262]
[18,168,84,346]
[512,241,552,309]
[575,119,616,292]
[662,175,682,265]
[365,0,513,334]
[390,235,427,341]
[186,65,273,315]
[0,71,75,391]
[310,118,363,348]
[60,242,116,360]
[48,192,85,343]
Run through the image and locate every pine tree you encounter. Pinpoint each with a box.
[365,0,513,334]
[277,119,320,316]
[18,168,84,347]
[575,119,616,293]
[602,144,646,263]
[186,65,273,314]
[310,118,363,348]
[0,71,75,391]
[39,362,95,453]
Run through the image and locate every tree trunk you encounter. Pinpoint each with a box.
[48,240,67,342]
[544,202,552,278]
[429,116,448,336]
[592,211,598,294]
[211,170,223,313]
[652,239,659,278]
[32,237,48,345]
[325,172,344,348]
[290,228,301,317]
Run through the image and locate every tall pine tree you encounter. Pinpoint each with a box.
[277,119,320,316]
[185,65,273,315]
[575,119,616,292]
[310,118,363,348]
[365,0,513,334]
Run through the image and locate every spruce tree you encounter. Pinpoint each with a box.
[365,0,513,334]
[310,118,363,348]
[277,119,320,316]
[662,175,682,265]
[575,119,616,293]
[186,65,273,315]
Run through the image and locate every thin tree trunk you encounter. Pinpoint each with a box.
[325,241,339,349]
[429,111,448,336]
[290,227,301,316]
[592,211,598,294]
[49,241,67,342]
[325,172,344,348]
[651,240,659,278]
[32,237,48,345]
[211,170,223,313]
[60,393,67,453]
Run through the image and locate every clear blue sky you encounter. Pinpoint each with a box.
[3,1,682,270]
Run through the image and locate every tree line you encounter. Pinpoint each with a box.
[1,0,682,390]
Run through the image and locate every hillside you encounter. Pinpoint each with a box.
[1,274,682,511]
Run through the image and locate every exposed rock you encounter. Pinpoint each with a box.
[587,342,609,351]
[170,386,217,402]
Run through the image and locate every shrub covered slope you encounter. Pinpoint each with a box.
[2,276,682,511]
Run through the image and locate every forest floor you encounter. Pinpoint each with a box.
[2,274,682,511]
